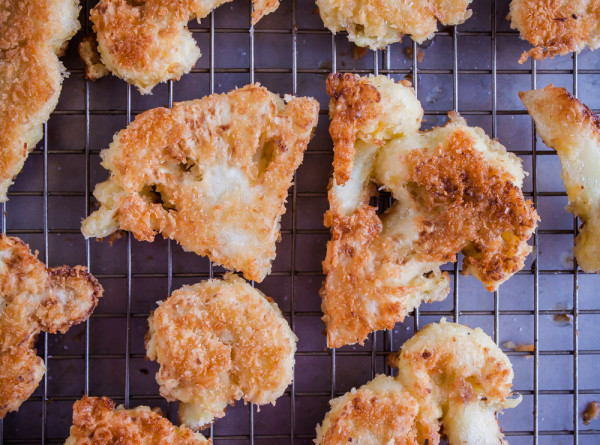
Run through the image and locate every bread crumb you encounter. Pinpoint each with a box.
[502,341,534,358]
[353,45,369,60]
[404,46,425,63]
[583,401,599,425]
[553,313,572,325]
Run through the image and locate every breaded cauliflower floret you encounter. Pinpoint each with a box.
[391,320,520,445]
[322,73,538,348]
[316,0,473,50]
[315,375,419,445]
[91,0,281,93]
[520,85,600,272]
[65,396,210,444]
[0,235,102,418]
[0,0,80,201]
[81,84,319,283]
[509,0,600,63]
[146,273,297,430]
[315,320,521,445]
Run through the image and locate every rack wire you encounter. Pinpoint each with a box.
[1,0,600,443]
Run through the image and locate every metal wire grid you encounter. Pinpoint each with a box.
[1,0,600,443]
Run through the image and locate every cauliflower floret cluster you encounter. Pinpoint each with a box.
[322,73,538,348]
[316,320,521,445]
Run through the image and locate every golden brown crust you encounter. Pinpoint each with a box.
[146,273,297,429]
[91,0,281,92]
[78,35,109,81]
[82,84,319,282]
[0,0,80,201]
[509,0,600,63]
[322,75,538,348]
[407,129,538,284]
[65,396,210,444]
[0,235,102,417]
[317,376,419,445]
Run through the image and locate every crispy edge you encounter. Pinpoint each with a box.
[518,84,600,142]
[326,73,382,185]
[251,0,281,24]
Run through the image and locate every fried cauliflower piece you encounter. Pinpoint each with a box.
[65,396,210,444]
[0,235,102,418]
[91,0,280,93]
[509,0,600,63]
[315,375,420,445]
[315,320,521,445]
[391,320,521,445]
[322,73,538,348]
[81,84,319,282]
[316,0,473,50]
[146,273,297,429]
[0,0,80,201]
[520,85,600,272]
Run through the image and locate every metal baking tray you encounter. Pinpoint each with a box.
[2,0,600,443]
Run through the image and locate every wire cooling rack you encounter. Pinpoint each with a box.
[2,0,600,443]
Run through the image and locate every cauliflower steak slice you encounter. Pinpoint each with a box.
[315,320,521,445]
[0,235,102,417]
[520,85,600,272]
[322,73,538,347]
[82,84,319,282]
[146,273,297,429]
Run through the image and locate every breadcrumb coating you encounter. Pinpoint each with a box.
[509,0,600,63]
[322,73,538,347]
[0,0,80,201]
[317,0,473,50]
[146,273,297,429]
[91,0,281,93]
[81,84,318,282]
[0,235,102,417]
[315,375,420,445]
[65,396,210,444]
[520,85,600,272]
[316,320,521,445]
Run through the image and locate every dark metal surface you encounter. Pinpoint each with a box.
[1,0,600,443]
